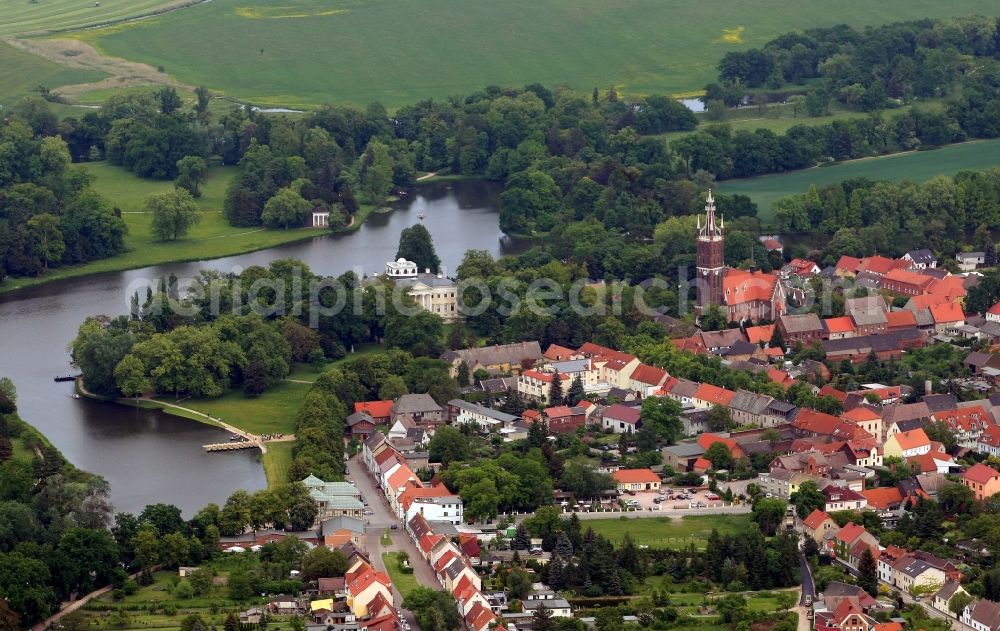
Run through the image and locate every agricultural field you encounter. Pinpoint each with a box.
[582,514,751,549]
[0,40,106,108]
[717,139,1000,225]
[0,0,181,36]
[0,163,323,293]
[67,0,991,109]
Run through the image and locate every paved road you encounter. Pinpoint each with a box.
[347,456,434,630]
[799,551,815,605]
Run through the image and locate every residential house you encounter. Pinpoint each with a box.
[320,516,365,548]
[602,404,642,434]
[802,509,839,545]
[987,302,1000,324]
[577,343,642,389]
[903,249,937,270]
[612,468,661,492]
[882,269,935,296]
[963,463,1000,501]
[692,383,736,410]
[522,599,573,618]
[892,556,947,596]
[440,341,543,377]
[930,302,966,333]
[932,406,993,449]
[824,317,858,340]
[391,394,444,427]
[344,564,393,618]
[404,495,464,526]
[627,364,669,396]
[841,407,882,440]
[517,370,570,403]
[963,598,1000,631]
[977,425,1000,458]
[932,581,970,617]
[662,443,706,472]
[355,401,393,425]
[957,252,985,272]
[447,399,519,431]
[823,486,869,512]
[833,523,879,566]
[814,600,877,631]
[883,428,932,459]
[346,412,377,441]
[543,405,587,434]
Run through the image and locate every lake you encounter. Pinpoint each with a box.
[0,180,512,515]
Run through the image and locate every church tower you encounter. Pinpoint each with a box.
[695,190,725,316]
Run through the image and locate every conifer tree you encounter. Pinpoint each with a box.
[548,373,564,406]
[566,374,584,406]
[514,523,531,550]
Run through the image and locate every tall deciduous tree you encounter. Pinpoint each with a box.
[148,189,201,241]
[395,224,441,274]
[262,188,311,230]
[175,156,208,198]
[359,139,394,207]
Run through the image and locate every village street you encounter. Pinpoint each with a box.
[347,456,437,630]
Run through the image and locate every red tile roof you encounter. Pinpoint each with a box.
[834,522,868,546]
[767,368,794,387]
[860,255,905,275]
[885,310,917,329]
[745,324,775,345]
[522,370,569,383]
[612,468,661,484]
[694,383,736,407]
[884,268,935,289]
[989,302,1000,316]
[860,487,903,510]
[697,433,744,458]
[841,407,881,422]
[723,269,779,305]
[355,400,394,419]
[544,344,577,361]
[543,405,575,419]
[892,428,930,451]
[824,316,856,334]
[836,256,862,273]
[803,509,833,530]
[630,364,668,386]
[577,342,637,365]
[818,385,848,403]
[930,302,965,324]
[964,463,1000,485]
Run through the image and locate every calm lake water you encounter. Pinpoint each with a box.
[0,181,513,515]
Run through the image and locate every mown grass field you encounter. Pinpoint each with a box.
[583,514,751,549]
[0,0,179,36]
[74,0,991,109]
[717,139,1000,226]
[0,41,106,108]
[0,162,322,293]
[261,441,295,489]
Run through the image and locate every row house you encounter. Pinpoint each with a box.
[627,364,669,396]
[833,523,879,567]
[978,425,1000,458]
[823,486,869,512]
[446,399,520,431]
[931,405,994,449]
[881,268,935,296]
[822,328,926,364]
[802,509,839,546]
[963,598,1000,631]
[577,342,642,389]
[517,370,570,403]
[932,581,970,617]
[840,407,882,441]
[691,382,736,410]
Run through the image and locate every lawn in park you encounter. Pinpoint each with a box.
[582,514,752,549]
[0,41,106,107]
[73,0,991,109]
[0,162,323,293]
[157,379,310,436]
[261,440,295,488]
[716,138,1000,226]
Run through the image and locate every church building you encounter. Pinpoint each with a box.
[695,191,785,324]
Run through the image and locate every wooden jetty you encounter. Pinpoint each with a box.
[204,441,259,452]
[54,374,81,383]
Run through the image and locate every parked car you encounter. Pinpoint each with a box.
[390,524,398,530]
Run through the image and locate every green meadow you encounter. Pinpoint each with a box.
[75,0,992,109]
[716,139,1000,225]
[0,41,106,109]
[0,162,323,293]
[583,514,752,549]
